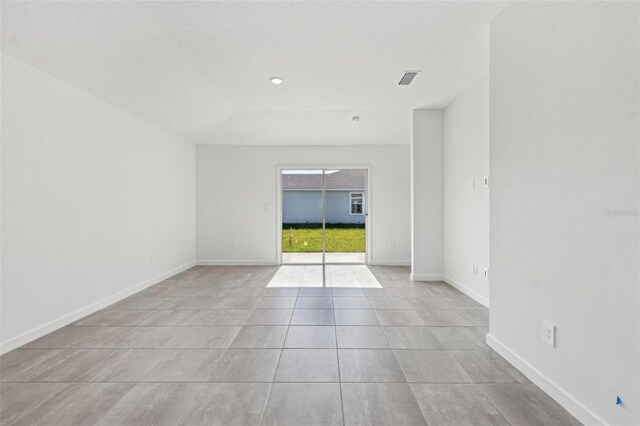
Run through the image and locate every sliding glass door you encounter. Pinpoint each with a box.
[324,169,366,264]
[281,169,325,264]
[281,168,367,265]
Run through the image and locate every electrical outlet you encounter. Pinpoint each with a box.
[388,242,396,250]
[149,255,157,265]
[229,241,237,250]
[472,263,479,275]
[469,178,475,190]
[542,320,555,347]
[483,267,489,280]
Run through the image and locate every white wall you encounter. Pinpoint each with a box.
[196,145,410,265]
[489,2,639,425]
[1,54,196,353]
[443,77,490,306]
[411,110,444,280]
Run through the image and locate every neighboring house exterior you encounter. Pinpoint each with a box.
[282,170,366,225]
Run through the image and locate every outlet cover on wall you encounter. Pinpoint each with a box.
[229,241,237,250]
[472,263,479,275]
[149,255,157,265]
[542,320,555,347]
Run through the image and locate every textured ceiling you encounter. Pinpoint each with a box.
[1,1,507,144]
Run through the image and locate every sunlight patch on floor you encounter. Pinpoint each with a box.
[282,252,365,264]
[325,265,381,288]
[267,265,382,288]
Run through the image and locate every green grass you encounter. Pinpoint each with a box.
[282,227,365,252]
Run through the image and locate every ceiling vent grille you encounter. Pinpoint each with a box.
[398,70,421,86]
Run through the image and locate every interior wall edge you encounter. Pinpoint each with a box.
[442,275,489,308]
[0,261,196,355]
[487,334,608,426]
[442,76,490,306]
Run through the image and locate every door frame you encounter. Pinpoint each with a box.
[276,165,372,265]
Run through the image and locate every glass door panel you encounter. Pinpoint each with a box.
[324,169,367,264]
[281,169,324,264]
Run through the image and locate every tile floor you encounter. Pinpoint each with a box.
[0,265,581,425]
[267,265,380,288]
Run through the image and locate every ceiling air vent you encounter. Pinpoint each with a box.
[398,70,421,86]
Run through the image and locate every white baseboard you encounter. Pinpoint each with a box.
[0,261,196,355]
[486,334,607,426]
[197,260,278,266]
[442,275,489,308]
[410,273,443,281]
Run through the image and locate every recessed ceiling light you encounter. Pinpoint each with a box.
[352,116,360,123]
[270,77,284,85]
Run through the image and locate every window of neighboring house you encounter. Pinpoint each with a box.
[350,192,364,215]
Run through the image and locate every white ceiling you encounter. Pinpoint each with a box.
[1,1,507,144]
